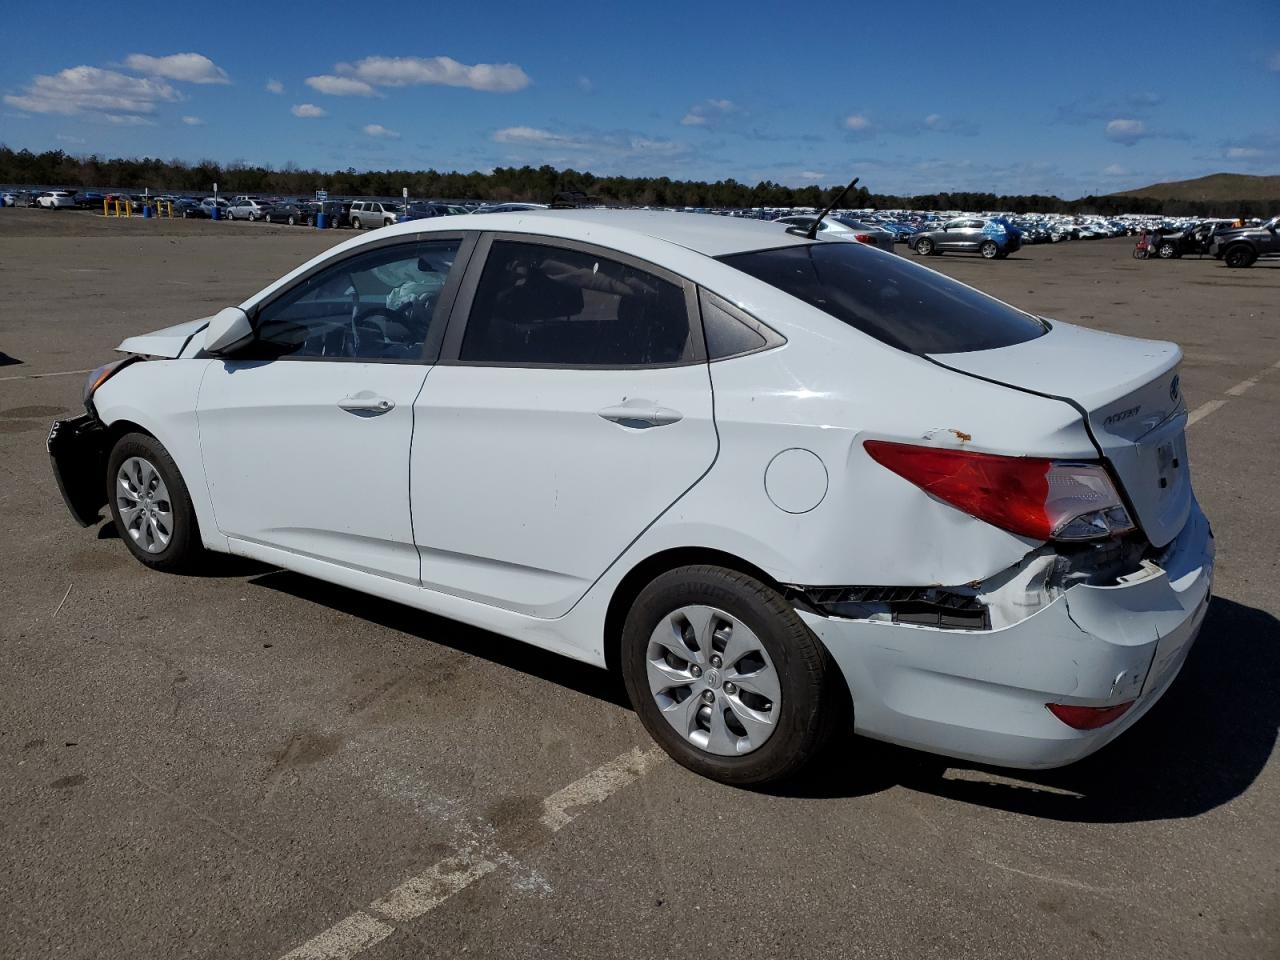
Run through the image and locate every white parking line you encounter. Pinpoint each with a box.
[1187,399,1228,426]
[541,745,664,831]
[0,367,95,383]
[1187,358,1280,427]
[274,746,664,960]
[278,913,394,960]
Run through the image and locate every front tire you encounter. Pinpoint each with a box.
[1157,241,1177,259]
[621,565,842,786]
[106,433,203,573]
[915,238,934,256]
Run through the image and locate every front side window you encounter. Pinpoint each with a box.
[719,241,1046,355]
[249,239,461,361]
[459,241,695,366]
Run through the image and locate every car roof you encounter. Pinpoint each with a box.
[428,209,812,257]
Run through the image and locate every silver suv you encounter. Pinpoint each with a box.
[349,200,401,229]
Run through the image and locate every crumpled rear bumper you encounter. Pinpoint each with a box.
[802,501,1214,769]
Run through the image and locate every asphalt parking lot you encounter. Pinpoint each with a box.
[1,209,1277,959]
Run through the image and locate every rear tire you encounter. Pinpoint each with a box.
[1224,245,1256,268]
[352,216,363,230]
[287,215,297,226]
[106,432,204,573]
[1157,241,1177,259]
[915,238,934,256]
[620,565,843,786]
[980,240,999,259]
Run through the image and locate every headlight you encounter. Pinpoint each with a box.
[83,359,126,409]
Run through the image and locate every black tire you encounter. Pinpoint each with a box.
[620,565,843,786]
[287,215,297,226]
[915,237,934,256]
[1224,245,1256,268]
[980,240,999,259]
[1157,241,1177,259]
[106,432,203,573]
[351,216,362,230]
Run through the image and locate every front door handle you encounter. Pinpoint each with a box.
[597,399,683,429]
[338,393,395,414]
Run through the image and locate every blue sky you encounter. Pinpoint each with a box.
[1,0,1276,197]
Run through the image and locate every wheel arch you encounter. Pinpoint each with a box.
[602,546,784,674]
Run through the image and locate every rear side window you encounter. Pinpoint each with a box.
[719,242,1046,354]
[459,240,695,366]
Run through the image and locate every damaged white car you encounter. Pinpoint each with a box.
[48,210,1213,785]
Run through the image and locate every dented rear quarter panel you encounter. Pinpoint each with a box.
[648,294,1100,588]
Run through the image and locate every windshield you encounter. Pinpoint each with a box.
[719,242,1047,355]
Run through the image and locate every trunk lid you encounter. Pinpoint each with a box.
[931,321,1191,547]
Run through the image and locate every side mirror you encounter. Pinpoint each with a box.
[203,306,253,356]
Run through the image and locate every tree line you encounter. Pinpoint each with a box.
[0,145,1266,217]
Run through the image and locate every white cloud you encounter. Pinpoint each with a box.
[1105,118,1148,144]
[844,113,871,131]
[265,78,284,94]
[124,52,230,84]
[291,103,327,118]
[492,125,689,162]
[493,126,584,147]
[104,113,156,126]
[3,66,180,116]
[56,133,86,144]
[1268,51,1280,72]
[1226,146,1263,159]
[341,55,530,92]
[576,75,593,93]
[363,123,400,139]
[681,98,737,127]
[1102,163,1129,176]
[799,171,826,180]
[181,115,204,125]
[305,75,377,97]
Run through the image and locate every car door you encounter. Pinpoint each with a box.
[196,234,474,583]
[936,219,964,249]
[410,233,718,618]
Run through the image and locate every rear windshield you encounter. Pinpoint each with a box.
[719,242,1046,354]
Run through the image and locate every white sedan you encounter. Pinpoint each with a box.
[36,190,78,209]
[49,210,1213,785]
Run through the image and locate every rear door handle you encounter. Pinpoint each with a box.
[338,393,395,414]
[597,399,683,429]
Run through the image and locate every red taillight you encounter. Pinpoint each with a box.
[863,440,1136,542]
[853,233,877,244]
[1046,701,1134,730]
[865,440,1054,539]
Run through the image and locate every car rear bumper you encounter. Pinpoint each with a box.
[48,414,109,527]
[802,500,1214,769]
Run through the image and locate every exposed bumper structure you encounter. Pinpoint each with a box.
[48,415,109,527]
[802,501,1214,769]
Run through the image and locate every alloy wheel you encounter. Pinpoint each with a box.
[116,456,173,554]
[645,604,781,756]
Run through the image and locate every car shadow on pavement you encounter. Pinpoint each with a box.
[243,567,1277,818]
[780,596,1280,821]
[247,569,632,708]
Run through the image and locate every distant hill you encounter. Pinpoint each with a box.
[1108,172,1280,204]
